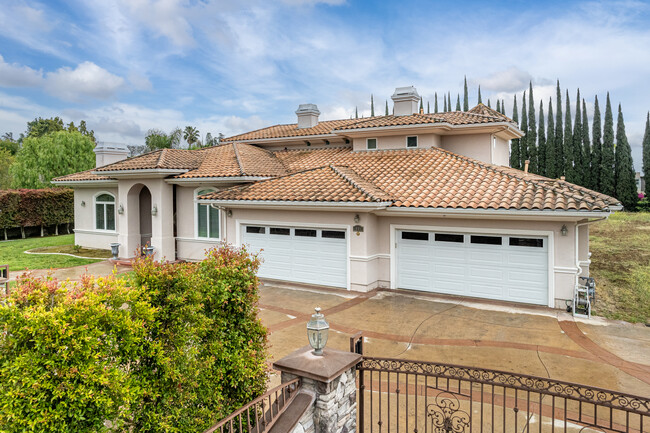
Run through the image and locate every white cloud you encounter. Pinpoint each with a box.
[473,67,533,93]
[44,62,126,101]
[0,54,43,87]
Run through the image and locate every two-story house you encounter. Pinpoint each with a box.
[53,86,621,309]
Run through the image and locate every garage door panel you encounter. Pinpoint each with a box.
[432,280,466,294]
[469,283,503,297]
[434,264,465,276]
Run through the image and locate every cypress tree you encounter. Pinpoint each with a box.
[615,104,638,209]
[463,76,469,111]
[448,92,452,112]
[643,112,650,182]
[487,99,491,108]
[496,100,501,113]
[582,99,591,189]
[538,100,546,176]
[434,93,439,113]
[528,82,537,173]
[371,94,375,117]
[564,90,573,180]
[419,97,424,113]
[520,91,529,166]
[510,95,520,169]
[546,98,556,178]
[571,89,583,184]
[355,106,358,119]
[591,96,602,192]
[555,81,564,177]
[427,101,430,114]
[455,94,461,111]
[385,100,389,116]
[478,86,482,104]
[443,95,448,112]
[601,93,615,196]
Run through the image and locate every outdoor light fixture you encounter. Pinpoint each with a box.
[354,214,360,223]
[227,209,233,217]
[306,307,329,356]
[561,224,568,236]
[81,201,86,207]
[117,204,124,214]
[151,205,158,216]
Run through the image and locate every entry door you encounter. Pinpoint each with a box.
[397,230,548,305]
[242,225,348,288]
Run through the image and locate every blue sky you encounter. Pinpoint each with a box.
[1,0,649,169]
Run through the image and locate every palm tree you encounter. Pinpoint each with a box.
[183,126,200,147]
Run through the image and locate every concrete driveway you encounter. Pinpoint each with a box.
[260,283,650,396]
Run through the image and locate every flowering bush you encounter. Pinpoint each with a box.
[0,245,268,433]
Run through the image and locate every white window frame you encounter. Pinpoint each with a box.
[366,137,378,150]
[194,187,221,240]
[93,191,116,232]
[406,135,418,148]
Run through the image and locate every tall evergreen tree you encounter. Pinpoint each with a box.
[419,97,424,113]
[601,93,616,196]
[615,104,638,209]
[443,95,448,112]
[510,95,521,169]
[434,93,439,113]
[538,100,546,176]
[591,95,602,192]
[546,98,556,178]
[370,95,375,117]
[385,100,389,116]
[582,99,591,188]
[555,81,564,177]
[563,90,573,180]
[427,101,430,114]
[463,76,469,111]
[642,112,650,182]
[478,86,482,104]
[355,106,358,119]
[571,89,583,184]
[528,82,537,173]
[448,92,452,112]
[520,91,529,166]
[496,99,501,113]
[487,99,491,108]
[455,94,461,111]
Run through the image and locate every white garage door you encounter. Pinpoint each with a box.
[242,225,347,288]
[397,230,548,305]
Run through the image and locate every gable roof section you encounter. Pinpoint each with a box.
[93,149,204,172]
[466,103,513,122]
[221,118,360,142]
[52,169,113,182]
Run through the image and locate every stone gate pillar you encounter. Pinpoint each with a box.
[273,346,361,433]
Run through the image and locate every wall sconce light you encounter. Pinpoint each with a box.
[81,201,86,207]
[227,209,233,217]
[117,204,124,215]
[353,214,360,223]
[560,224,568,236]
[151,205,158,216]
[306,307,329,356]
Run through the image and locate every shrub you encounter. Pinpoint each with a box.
[0,245,269,433]
[0,188,74,231]
[637,198,650,212]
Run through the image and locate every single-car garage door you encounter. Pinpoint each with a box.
[242,225,347,288]
[396,230,548,305]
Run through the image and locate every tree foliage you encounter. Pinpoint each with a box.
[510,95,520,169]
[643,112,650,180]
[0,149,14,189]
[614,104,638,210]
[601,93,616,197]
[537,100,546,176]
[546,98,556,179]
[463,76,469,111]
[0,188,74,230]
[592,96,603,192]
[527,83,537,173]
[11,130,95,189]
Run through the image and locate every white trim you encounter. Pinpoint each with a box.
[166,176,271,185]
[554,266,580,274]
[405,135,418,148]
[380,207,613,219]
[52,179,118,186]
[93,191,116,232]
[236,219,352,291]
[175,237,223,244]
[92,168,188,177]
[366,137,378,150]
[349,253,390,262]
[194,187,222,241]
[74,228,117,236]
[389,224,556,307]
[200,200,391,210]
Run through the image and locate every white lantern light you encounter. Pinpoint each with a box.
[306,307,329,356]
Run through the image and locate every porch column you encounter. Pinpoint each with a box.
[149,180,175,262]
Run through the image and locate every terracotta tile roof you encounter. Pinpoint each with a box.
[204,147,620,212]
[467,103,513,122]
[94,149,204,172]
[200,164,391,203]
[52,169,113,182]
[334,110,513,131]
[221,119,361,142]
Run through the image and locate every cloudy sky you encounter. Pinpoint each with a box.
[1,0,649,169]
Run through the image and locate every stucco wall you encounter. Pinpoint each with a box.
[352,133,441,152]
[73,187,118,250]
[493,135,510,166]
[440,134,491,162]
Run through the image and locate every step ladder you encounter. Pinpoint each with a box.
[573,276,596,318]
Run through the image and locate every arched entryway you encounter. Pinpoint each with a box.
[139,187,152,247]
[125,183,153,253]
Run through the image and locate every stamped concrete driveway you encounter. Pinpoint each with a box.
[260,283,650,396]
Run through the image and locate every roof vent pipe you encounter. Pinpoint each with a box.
[391,86,420,116]
[524,160,530,174]
[296,104,320,129]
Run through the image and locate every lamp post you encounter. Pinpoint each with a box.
[306,307,329,356]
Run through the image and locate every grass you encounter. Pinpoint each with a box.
[590,212,650,324]
[0,234,107,271]
[29,244,112,259]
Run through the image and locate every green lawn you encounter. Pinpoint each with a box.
[0,234,106,271]
[590,212,650,324]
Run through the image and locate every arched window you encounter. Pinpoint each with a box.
[95,193,116,231]
[196,188,220,239]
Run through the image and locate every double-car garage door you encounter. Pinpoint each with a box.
[397,230,549,305]
[242,224,347,288]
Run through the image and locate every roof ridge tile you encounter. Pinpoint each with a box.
[329,164,391,203]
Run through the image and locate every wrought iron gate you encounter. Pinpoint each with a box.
[356,357,650,433]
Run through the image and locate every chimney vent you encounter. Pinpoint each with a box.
[391,86,420,116]
[94,142,129,167]
[296,104,320,129]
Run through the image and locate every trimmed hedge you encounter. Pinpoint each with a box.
[0,188,73,233]
[0,245,269,432]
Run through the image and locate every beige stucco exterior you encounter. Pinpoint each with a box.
[352,133,441,151]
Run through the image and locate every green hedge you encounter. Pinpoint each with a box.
[0,188,74,229]
[0,245,269,432]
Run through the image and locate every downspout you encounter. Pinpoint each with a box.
[574,215,608,286]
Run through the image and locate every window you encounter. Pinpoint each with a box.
[270,227,290,235]
[509,237,544,248]
[435,233,464,243]
[295,229,317,237]
[401,231,429,241]
[406,136,418,148]
[366,138,377,150]
[322,230,345,239]
[95,193,115,231]
[470,235,502,245]
[246,226,265,234]
[196,189,220,239]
